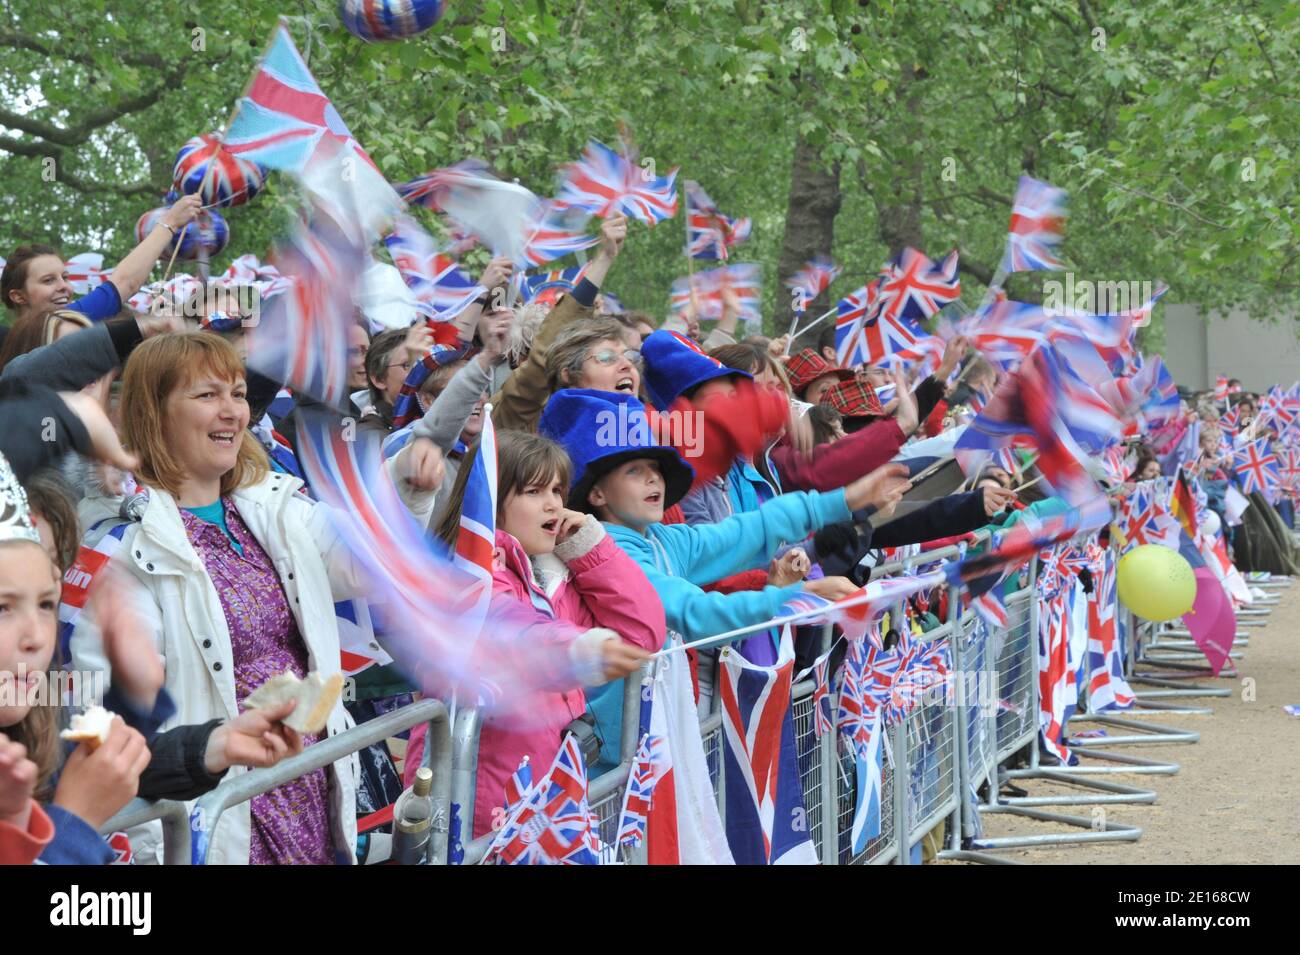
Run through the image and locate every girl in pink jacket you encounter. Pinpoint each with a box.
[405,431,663,840]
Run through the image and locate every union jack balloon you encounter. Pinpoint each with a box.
[135,207,229,261]
[172,133,267,208]
[339,0,445,41]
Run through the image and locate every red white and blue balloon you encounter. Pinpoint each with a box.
[339,0,445,41]
[172,133,266,208]
[135,208,230,261]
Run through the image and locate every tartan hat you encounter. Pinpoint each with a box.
[783,348,854,396]
[640,329,750,410]
[821,377,884,419]
[539,388,695,511]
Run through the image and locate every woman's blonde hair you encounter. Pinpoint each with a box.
[119,332,268,498]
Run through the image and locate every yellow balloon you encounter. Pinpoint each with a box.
[1116,544,1197,621]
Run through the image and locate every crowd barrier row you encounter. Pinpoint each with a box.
[101,551,1290,865]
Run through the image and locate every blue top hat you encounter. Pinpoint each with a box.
[539,388,695,511]
[640,329,751,410]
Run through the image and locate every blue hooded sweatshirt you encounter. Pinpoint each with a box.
[586,486,852,772]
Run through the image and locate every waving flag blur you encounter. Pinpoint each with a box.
[247,209,366,409]
[684,180,752,259]
[554,139,679,224]
[668,263,761,325]
[384,214,486,321]
[1000,175,1068,273]
[521,201,599,267]
[784,256,841,314]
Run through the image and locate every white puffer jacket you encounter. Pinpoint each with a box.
[72,469,393,865]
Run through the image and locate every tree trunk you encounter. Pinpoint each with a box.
[773,132,841,339]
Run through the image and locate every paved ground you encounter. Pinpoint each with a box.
[976,581,1300,864]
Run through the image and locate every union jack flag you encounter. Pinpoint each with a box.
[718,629,819,864]
[884,633,950,724]
[809,650,835,737]
[833,281,881,366]
[1086,545,1135,711]
[1276,445,1300,494]
[394,159,493,211]
[224,24,379,174]
[784,256,840,314]
[1036,567,1077,764]
[502,756,533,815]
[517,265,588,306]
[57,519,129,662]
[616,727,666,850]
[827,571,949,645]
[1234,438,1281,495]
[684,180,752,259]
[958,298,1050,371]
[852,308,946,373]
[486,734,601,865]
[553,139,679,225]
[1115,481,1182,551]
[64,253,105,295]
[384,214,485,321]
[521,201,599,268]
[248,210,366,409]
[836,633,897,850]
[454,407,498,625]
[295,410,583,713]
[1219,407,1239,436]
[876,248,961,324]
[1000,175,1068,273]
[1258,386,1299,434]
[668,263,762,324]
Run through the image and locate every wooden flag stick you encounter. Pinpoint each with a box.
[1010,473,1045,494]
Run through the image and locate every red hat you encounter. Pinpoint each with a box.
[783,348,854,396]
[821,377,884,419]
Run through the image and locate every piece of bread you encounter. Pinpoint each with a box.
[243,671,343,734]
[60,705,116,750]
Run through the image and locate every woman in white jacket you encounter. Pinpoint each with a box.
[71,332,443,864]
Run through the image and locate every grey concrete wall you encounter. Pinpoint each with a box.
[1159,304,1300,393]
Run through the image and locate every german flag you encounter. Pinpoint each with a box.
[1169,467,1198,540]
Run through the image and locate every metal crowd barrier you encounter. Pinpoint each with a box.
[100,797,192,866]
[196,698,449,865]
[100,564,1285,865]
[100,697,450,866]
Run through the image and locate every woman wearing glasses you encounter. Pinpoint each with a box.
[544,316,642,399]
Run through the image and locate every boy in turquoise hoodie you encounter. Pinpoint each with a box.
[539,387,910,771]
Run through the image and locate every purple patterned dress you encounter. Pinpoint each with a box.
[180,499,336,865]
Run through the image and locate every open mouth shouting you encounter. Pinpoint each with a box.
[541,517,559,536]
[614,376,636,394]
[644,490,663,507]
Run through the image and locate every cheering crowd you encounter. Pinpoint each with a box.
[0,190,1293,866]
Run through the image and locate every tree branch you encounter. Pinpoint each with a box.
[0,77,177,149]
[0,31,167,70]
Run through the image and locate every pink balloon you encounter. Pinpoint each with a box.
[1181,566,1236,676]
